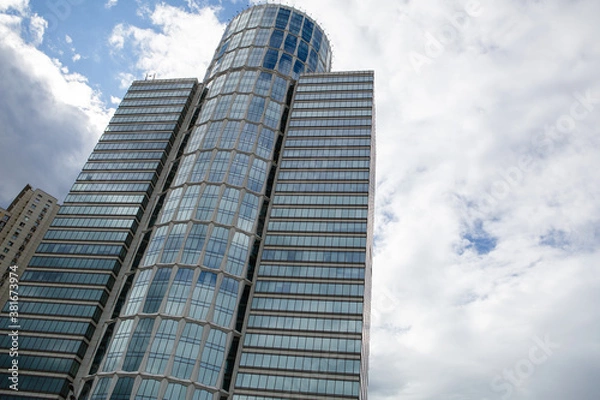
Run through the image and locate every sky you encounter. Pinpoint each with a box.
[1,0,599,399]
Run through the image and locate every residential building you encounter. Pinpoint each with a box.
[0,185,60,307]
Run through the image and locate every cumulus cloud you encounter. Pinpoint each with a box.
[0,4,112,206]
[108,2,225,80]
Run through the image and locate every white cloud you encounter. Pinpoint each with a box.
[0,4,112,205]
[72,53,81,61]
[105,0,118,9]
[110,95,121,104]
[108,3,225,80]
[0,0,28,14]
[65,34,72,43]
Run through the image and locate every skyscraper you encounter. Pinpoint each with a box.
[0,4,374,400]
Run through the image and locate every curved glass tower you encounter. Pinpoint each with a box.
[0,4,373,400]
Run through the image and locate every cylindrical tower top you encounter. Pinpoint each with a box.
[204,4,332,82]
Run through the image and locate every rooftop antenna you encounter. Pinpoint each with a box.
[145,72,157,80]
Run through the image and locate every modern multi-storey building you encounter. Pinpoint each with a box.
[0,185,60,307]
[0,4,374,400]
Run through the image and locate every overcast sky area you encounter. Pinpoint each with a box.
[1,0,599,399]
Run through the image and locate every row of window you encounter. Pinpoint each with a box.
[110,114,180,124]
[292,99,373,109]
[278,170,370,181]
[299,74,373,84]
[123,90,191,99]
[264,234,366,248]
[288,117,372,128]
[119,97,189,107]
[291,108,372,118]
[243,332,361,354]
[254,280,365,296]
[16,317,94,338]
[21,269,113,286]
[0,334,86,358]
[0,354,79,376]
[282,148,370,158]
[11,300,100,320]
[77,171,156,183]
[294,91,372,101]
[71,182,152,193]
[51,217,136,230]
[105,123,177,132]
[37,242,126,258]
[240,352,359,374]
[275,182,369,193]
[129,82,195,91]
[286,129,370,141]
[296,83,373,92]
[83,161,161,171]
[267,220,367,233]
[89,151,164,161]
[29,255,121,272]
[99,132,173,142]
[272,194,368,206]
[251,297,363,315]
[258,265,365,280]
[235,372,359,397]
[114,105,184,115]
[280,158,369,169]
[95,142,168,151]
[247,315,362,333]
[285,137,371,148]
[269,207,367,220]
[44,229,130,243]
[20,285,108,303]
[185,121,275,162]
[58,205,141,217]
[64,194,147,205]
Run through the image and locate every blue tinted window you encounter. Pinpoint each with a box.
[278,53,293,75]
[293,60,305,79]
[297,40,308,62]
[263,49,278,69]
[301,18,314,42]
[313,26,323,52]
[289,12,303,34]
[308,49,318,71]
[275,8,290,29]
[284,34,297,54]
[269,29,284,49]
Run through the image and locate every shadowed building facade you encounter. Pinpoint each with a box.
[0,5,374,400]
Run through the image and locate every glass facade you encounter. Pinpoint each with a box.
[0,5,373,400]
[0,79,199,399]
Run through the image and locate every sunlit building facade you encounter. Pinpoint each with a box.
[0,5,374,400]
